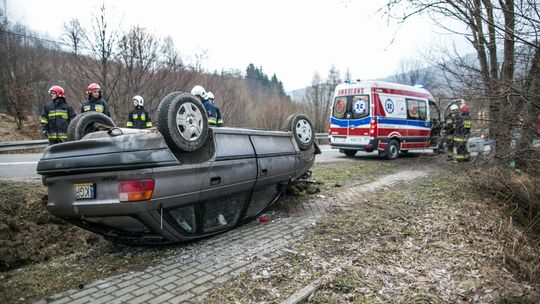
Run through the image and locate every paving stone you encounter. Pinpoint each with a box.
[129,293,155,304]
[112,284,140,297]
[68,295,94,304]
[135,274,163,287]
[147,292,175,304]
[173,281,196,294]
[191,283,212,294]
[193,274,215,285]
[108,292,136,304]
[117,277,143,289]
[67,287,99,300]
[91,294,115,304]
[132,284,161,296]
[43,297,72,304]
[167,291,194,303]
[214,273,233,284]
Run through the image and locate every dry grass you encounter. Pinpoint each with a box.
[204,173,540,303]
[0,114,42,142]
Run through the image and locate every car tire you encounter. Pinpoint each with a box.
[67,112,115,141]
[344,150,357,157]
[386,139,400,160]
[157,92,208,152]
[282,114,314,150]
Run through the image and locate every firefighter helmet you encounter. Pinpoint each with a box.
[191,85,207,99]
[459,103,469,113]
[86,83,101,93]
[207,92,214,100]
[133,95,144,107]
[48,86,65,98]
[449,104,459,111]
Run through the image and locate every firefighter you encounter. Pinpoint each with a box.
[191,85,219,126]
[443,104,460,160]
[453,103,472,161]
[40,86,76,145]
[206,92,224,127]
[126,95,152,129]
[81,83,111,117]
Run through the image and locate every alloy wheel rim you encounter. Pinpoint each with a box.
[176,102,203,141]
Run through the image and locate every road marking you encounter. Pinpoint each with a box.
[0,161,38,165]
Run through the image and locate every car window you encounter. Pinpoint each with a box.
[406,98,427,120]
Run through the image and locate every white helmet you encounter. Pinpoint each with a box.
[449,104,459,111]
[191,85,207,99]
[206,92,214,100]
[133,95,144,106]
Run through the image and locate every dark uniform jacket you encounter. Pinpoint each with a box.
[40,97,76,140]
[454,113,472,139]
[216,106,224,126]
[127,106,152,129]
[203,101,219,126]
[81,97,111,117]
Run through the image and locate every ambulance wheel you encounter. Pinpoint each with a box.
[344,150,357,157]
[157,92,208,152]
[283,114,314,150]
[67,112,115,141]
[386,140,400,160]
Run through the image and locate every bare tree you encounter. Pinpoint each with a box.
[385,0,540,160]
[0,13,48,130]
[304,66,340,133]
[62,19,85,56]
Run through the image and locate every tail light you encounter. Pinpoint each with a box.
[370,118,378,136]
[118,179,155,202]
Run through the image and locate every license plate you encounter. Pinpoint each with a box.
[75,183,95,199]
[347,136,369,144]
[332,136,346,143]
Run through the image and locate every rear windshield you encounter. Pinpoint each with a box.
[332,95,370,119]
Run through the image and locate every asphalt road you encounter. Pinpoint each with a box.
[0,153,43,179]
[0,146,351,179]
[0,145,437,179]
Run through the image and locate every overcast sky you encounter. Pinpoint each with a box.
[4,0,471,91]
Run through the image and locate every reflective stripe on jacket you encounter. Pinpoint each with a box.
[41,98,76,138]
[203,101,219,126]
[126,107,152,129]
[81,97,111,117]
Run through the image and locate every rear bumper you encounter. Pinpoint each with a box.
[330,139,377,152]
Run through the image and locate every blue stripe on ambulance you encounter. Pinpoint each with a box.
[330,117,371,127]
[378,118,432,128]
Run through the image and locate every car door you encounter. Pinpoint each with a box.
[243,133,297,219]
[199,132,257,232]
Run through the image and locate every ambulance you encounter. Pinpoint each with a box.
[328,81,442,159]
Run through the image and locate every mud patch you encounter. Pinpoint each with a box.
[0,181,108,271]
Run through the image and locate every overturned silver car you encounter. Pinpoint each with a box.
[37,92,319,244]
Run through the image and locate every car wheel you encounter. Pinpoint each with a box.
[67,112,115,141]
[157,92,208,152]
[386,139,400,160]
[282,114,314,150]
[344,150,357,157]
